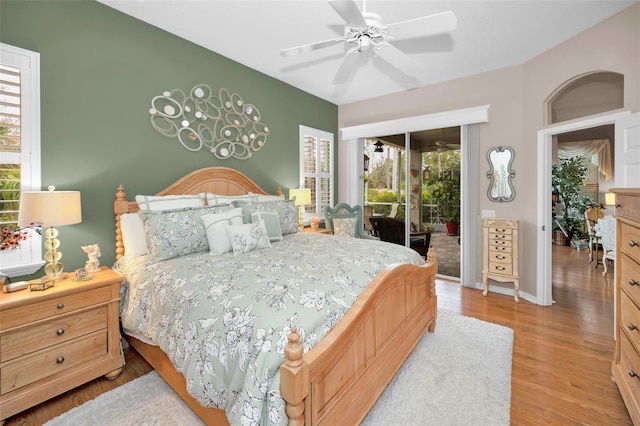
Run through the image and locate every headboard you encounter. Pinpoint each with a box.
[114,167,281,259]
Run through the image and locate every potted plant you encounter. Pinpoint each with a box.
[426,172,460,236]
[551,156,595,244]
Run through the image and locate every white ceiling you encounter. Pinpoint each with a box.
[98,0,637,106]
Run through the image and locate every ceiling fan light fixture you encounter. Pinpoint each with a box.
[357,34,371,52]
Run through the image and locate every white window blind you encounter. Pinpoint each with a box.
[0,43,42,276]
[299,125,333,219]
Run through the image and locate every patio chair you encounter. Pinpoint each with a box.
[324,203,378,239]
[369,216,430,257]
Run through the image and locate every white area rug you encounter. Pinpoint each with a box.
[45,309,513,426]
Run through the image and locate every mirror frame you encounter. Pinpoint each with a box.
[486,145,516,202]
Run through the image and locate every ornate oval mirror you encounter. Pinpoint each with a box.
[486,146,515,202]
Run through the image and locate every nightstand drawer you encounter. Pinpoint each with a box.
[0,286,111,330]
[0,306,107,362]
[0,330,107,395]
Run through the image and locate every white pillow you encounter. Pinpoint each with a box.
[251,211,283,242]
[135,193,205,211]
[201,208,244,254]
[226,221,271,255]
[206,193,257,205]
[333,217,357,237]
[120,213,147,257]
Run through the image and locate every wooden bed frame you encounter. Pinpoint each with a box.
[114,166,438,426]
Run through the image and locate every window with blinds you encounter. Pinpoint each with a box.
[1,65,22,233]
[300,125,334,218]
[1,43,41,276]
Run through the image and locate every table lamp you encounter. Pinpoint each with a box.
[289,188,311,230]
[18,186,82,282]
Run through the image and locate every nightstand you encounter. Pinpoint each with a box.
[302,227,332,234]
[0,267,124,423]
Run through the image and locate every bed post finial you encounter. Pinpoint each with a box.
[280,327,309,426]
[114,185,129,259]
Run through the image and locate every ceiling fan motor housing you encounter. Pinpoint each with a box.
[345,12,387,52]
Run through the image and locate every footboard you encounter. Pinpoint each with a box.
[281,248,438,425]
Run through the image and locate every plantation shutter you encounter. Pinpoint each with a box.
[300,126,334,218]
[0,64,22,231]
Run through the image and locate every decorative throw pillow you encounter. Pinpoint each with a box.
[201,208,244,254]
[139,204,231,263]
[120,213,147,257]
[235,199,298,235]
[333,217,357,237]
[135,193,205,211]
[206,193,257,206]
[226,220,271,255]
[251,211,283,242]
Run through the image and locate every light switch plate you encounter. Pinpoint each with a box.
[482,210,496,218]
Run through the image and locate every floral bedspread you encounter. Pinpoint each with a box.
[115,232,424,425]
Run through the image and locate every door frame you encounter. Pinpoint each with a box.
[340,104,490,286]
[536,109,631,306]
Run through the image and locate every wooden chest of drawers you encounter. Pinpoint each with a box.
[482,218,520,302]
[0,267,124,422]
[612,188,640,425]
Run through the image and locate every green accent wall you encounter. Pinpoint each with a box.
[1,0,338,278]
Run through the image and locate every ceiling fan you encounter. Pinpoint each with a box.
[280,0,457,83]
[434,140,460,153]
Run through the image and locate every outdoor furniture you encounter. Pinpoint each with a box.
[324,203,378,239]
[369,216,430,257]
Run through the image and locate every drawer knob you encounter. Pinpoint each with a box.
[56,356,65,364]
[629,240,640,248]
[57,303,64,310]
[628,323,639,331]
[630,279,639,287]
[56,328,65,336]
[629,370,639,378]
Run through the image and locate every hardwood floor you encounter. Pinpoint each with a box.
[3,245,632,425]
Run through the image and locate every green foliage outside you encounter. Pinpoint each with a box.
[365,144,461,223]
[552,156,596,240]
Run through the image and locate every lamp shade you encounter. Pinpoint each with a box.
[289,188,311,206]
[18,190,82,227]
[605,192,616,206]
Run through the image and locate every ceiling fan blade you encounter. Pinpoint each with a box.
[387,11,457,39]
[280,37,344,57]
[329,0,367,28]
[375,44,424,78]
[332,52,360,85]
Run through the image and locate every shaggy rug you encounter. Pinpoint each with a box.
[45,309,513,426]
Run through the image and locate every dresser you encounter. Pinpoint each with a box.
[482,218,520,303]
[0,267,124,422]
[611,188,640,425]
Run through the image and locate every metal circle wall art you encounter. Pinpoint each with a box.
[149,84,270,160]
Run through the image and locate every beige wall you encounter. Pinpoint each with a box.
[337,4,640,298]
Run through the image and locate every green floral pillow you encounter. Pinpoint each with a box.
[234,199,298,235]
[140,204,231,263]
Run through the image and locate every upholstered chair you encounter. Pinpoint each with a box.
[594,215,616,277]
[324,203,378,239]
